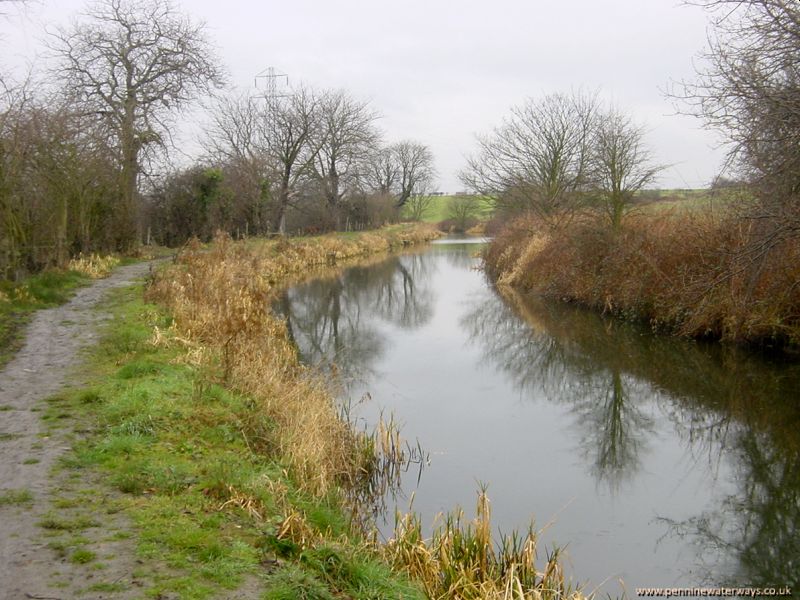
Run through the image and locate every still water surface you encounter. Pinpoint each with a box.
[276,239,800,595]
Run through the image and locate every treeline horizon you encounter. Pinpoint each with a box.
[0,0,439,279]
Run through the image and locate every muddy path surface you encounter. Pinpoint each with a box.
[0,261,160,600]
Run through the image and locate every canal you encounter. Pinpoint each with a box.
[275,238,800,595]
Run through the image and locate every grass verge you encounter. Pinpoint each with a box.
[49,283,426,598]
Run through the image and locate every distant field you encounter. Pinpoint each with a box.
[401,195,494,223]
[638,188,748,215]
[400,189,748,223]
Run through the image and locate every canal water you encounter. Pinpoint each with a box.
[275,238,800,595]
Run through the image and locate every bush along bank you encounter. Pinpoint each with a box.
[484,212,800,348]
[55,224,590,599]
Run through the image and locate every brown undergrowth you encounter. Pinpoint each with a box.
[382,488,580,600]
[485,211,800,347]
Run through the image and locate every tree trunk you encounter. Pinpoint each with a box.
[119,98,140,251]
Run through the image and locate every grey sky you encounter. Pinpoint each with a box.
[2,0,724,191]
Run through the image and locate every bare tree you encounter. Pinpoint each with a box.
[679,0,800,231]
[206,86,320,234]
[364,145,397,196]
[365,139,436,221]
[405,193,435,222]
[460,91,599,227]
[590,108,662,229]
[268,86,321,234]
[389,141,436,207]
[446,195,482,232]
[0,0,27,15]
[312,89,379,228]
[203,92,269,232]
[50,0,225,249]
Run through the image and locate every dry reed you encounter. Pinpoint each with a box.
[383,488,584,600]
[485,212,800,346]
[68,253,121,278]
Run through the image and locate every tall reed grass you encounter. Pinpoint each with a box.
[67,253,121,278]
[485,211,800,347]
[383,488,581,600]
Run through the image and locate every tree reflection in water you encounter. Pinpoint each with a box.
[278,245,800,587]
[275,252,435,392]
[460,286,656,492]
[462,283,800,586]
[660,414,800,587]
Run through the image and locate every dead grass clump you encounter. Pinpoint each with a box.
[68,253,120,278]
[384,489,584,600]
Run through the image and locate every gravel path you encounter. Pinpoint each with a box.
[0,261,158,600]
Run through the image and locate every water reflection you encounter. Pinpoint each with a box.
[275,252,435,389]
[466,286,800,587]
[277,243,800,590]
[662,429,800,587]
[461,289,657,491]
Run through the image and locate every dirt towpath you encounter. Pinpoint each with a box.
[0,261,159,600]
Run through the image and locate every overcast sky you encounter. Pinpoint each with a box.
[2,0,725,191]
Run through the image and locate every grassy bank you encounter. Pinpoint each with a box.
[484,210,800,347]
[43,224,590,599]
[0,254,122,368]
[45,284,424,598]
[38,226,441,598]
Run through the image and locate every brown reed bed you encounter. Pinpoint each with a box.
[146,225,441,495]
[382,487,583,600]
[485,211,800,348]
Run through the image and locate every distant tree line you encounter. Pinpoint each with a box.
[146,87,437,247]
[0,0,436,279]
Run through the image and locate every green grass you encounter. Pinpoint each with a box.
[70,548,97,564]
[0,488,34,506]
[401,194,494,223]
[38,514,100,532]
[638,187,748,216]
[265,545,426,600]
[44,283,425,599]
[0,269,90,368]
[397,189,747,224]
